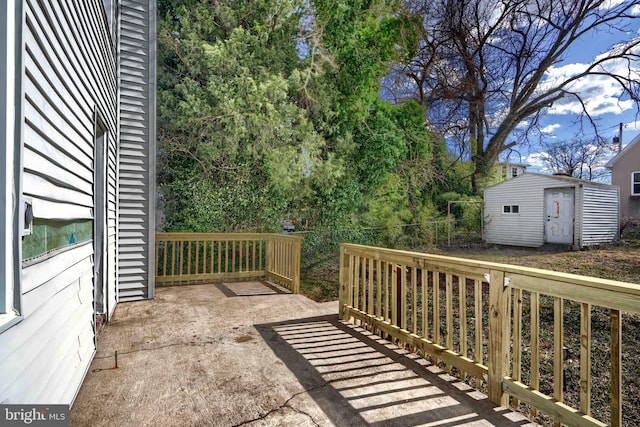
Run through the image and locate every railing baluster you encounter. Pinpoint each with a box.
[375,259,382,319]
[530,291,540,418]
[171,241,176,277]
[433,272,440,356]
[459,275,467,380]
[580,302,591,417]
[226,240,231,273]
[554,297,564,427]
[360,257,367,316]
[162,238,167,278]
[391,264,398,330]
[368,258,374,321]
[412,267,418,336]
[354,256,361,314]
[474,279,482,367]
[611,309,622,427]
[422,268,428,341]
[400,265,407,332]
[383,262,389,323]
[187,240,192,276]
[512,288,522,408]
[446,273,453,366]
[195,240,200,275]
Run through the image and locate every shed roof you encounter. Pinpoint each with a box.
[606,133,640,168]
[485,172,616,190]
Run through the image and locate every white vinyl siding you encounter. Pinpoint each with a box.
[117,0,156,301]
[0,0,117,405]
[581,186,620,246]
[484,174,551,247]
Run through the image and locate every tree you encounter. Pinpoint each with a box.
[157,0,443,239]
[395,0,640,192]
[157,0,340,231]
[534,137,615,181]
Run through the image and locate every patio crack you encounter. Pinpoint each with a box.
[231,384,327,427]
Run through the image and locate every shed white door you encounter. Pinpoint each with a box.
[544,188,575,244]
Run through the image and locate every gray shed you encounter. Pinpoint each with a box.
[483,173,619,248]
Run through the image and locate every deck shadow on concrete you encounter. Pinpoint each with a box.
[214,281,291,297]
[255,315,535,427]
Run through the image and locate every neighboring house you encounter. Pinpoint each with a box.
[497,161,529,180]
[484,173,619,248]
[0,0,155,406]
[606,133,640,220]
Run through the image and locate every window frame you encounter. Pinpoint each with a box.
[632,171,640,196]
[0,0,23,332]
[503,204,520,214]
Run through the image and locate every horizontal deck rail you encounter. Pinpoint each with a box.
[155,233,302,293]
[339,243,640,427]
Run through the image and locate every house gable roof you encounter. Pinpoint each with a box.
[606,133,640,168]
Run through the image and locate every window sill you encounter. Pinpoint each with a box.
[0,311,22,334]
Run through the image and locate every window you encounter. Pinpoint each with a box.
[511,167,518,178]
[503,205,520,214]
[632,172,640,196]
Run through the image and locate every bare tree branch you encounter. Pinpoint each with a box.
[395,0,640,191]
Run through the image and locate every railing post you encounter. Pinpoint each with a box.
[266,236,273,277]
[488,269,511,407]
[339,244,350,321]
[292,237,301,294]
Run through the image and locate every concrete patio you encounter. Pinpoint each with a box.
[70,282,536,426]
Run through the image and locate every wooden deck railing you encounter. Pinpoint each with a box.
[339,243,640,427]
[155,233,302,293]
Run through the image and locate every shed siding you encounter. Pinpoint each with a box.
[581,185,620,246]
[484,174,551,247]
[0,0,116,405]
[117,0,156,301]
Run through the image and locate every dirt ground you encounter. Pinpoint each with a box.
[434,241,640,284]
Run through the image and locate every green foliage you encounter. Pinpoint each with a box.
[157,0,459,251]
[435,192,483,233]
[158,0,346,232]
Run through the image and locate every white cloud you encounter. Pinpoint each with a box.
[525,152,547,169]
[544,67,636,116]
[541,38,640,117]
[540,123,561,133]
[599,0,627,9]
[623,120,640,131]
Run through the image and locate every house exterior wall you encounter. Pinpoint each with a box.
[484,173,619,248]
[0,0,117,405]
[609,136,640,219]
[117,0,156,301]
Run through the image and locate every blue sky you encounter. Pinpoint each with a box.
[520,15,640,174]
